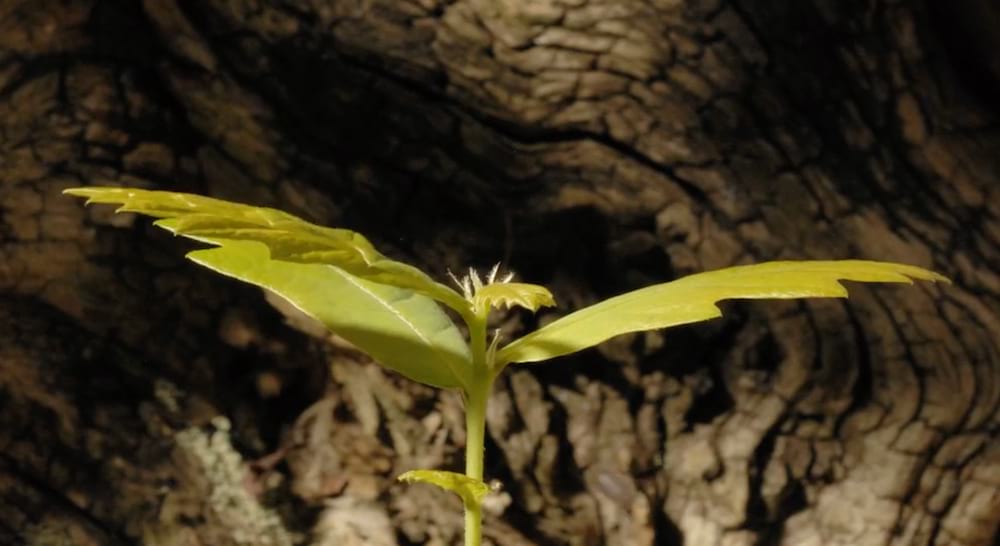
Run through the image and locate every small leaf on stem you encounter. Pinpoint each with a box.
[398,470,492,508]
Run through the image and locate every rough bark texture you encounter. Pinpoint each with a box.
[1,1,998,545]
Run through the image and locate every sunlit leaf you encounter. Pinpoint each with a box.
[472,282,555,314]
[496,260,949,366]
[64,187,470,315]
[397,469,491,507]
[188,241,471,389]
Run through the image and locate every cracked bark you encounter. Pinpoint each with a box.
[1,0,998,545]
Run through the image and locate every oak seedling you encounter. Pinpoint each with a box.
[66,187,949,546]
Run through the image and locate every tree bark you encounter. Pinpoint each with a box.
[1,1,998,545]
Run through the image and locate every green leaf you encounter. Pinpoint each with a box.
[187,240,471,389]
[472,282,555,314]
[397,470,491,507]
[496,260,949,366]
[63,187,470,315]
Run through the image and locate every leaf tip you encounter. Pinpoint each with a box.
[927,271,952,285]
[63,187,97,204]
